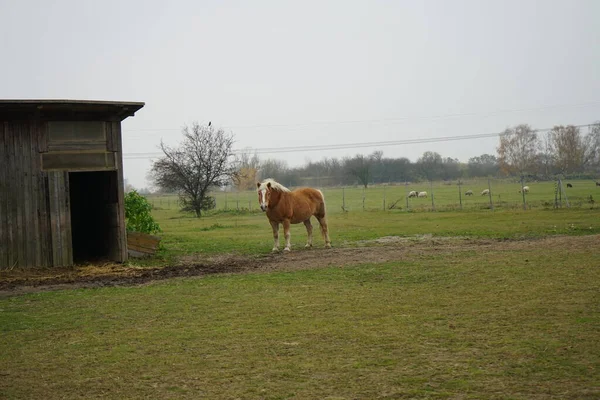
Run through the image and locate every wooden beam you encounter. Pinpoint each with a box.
[0,122,7,268]
[42,152,116,171]
[48,171,73,267]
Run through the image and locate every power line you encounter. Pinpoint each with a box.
[123,101,600,133]
[122,123,594,160]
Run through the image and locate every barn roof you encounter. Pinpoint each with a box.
[0,99,145,121]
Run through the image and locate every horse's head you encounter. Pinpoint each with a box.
[257,179,289,211]
[257,181,272,211]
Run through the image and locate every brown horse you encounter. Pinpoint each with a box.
[257,179,331,252]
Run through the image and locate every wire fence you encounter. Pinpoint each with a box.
[147,178,598,214]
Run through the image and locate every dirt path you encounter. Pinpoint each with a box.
[1,235,597,297]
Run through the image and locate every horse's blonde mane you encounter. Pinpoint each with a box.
[258,178,291,192]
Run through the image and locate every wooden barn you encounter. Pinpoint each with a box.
[0,100,144,269]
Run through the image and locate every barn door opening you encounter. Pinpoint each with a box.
[68,171,120,263]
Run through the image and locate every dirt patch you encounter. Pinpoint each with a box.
[1,235,597,297]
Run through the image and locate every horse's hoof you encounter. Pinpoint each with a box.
[325,243,332,249]
[305,244,312,248]
[283,247,291,252]
[272,248,279,253]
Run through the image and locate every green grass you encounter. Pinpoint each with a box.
[1,236,598,399]
[140,179,600,264]
[1,180,598,398]
[148,179,600,213]
[149,206,600,263]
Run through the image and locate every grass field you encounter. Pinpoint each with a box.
[150,207,600,261]
[148,178,600,214]
[1,236,598,399]
[140,179,600,262]
[1,180,599,399]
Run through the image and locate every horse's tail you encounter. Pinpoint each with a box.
[316,189,328,229]
[316,189,331,247]
[317,190,327,215]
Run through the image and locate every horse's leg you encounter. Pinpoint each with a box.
[283,219,292,252]
[316,215,332,248]
[270,220,280,252]
[303,219,313,248]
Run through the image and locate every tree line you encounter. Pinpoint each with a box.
[146,121,600,216]
[238,123,600,189]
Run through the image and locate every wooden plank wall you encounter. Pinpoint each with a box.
[0,122,9,268]
[47,171,73,266]
[110,121,128,262]
[0,119,127,269]
[0,121,54,269]
[36,122,52,267]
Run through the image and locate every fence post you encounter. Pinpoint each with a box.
[458,180,463,210]
[362,187,365,211]
[558,179,562,205]
[520,176,526,210]
[225,192,228,210]
[558,178,570,208]
[405,183,410,211]
[430,181,435,211]
[488,178,494,211]
[342,187,346,211]
[554,179,559,208]
[383,186,386,210]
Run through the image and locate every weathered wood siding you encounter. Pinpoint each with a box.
[47,171,73,267]
[44,121,116,171]
[113,122,128,262]
[0,119,128,268]
[0,121,52,268]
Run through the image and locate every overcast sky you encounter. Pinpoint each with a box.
[1,0,599,188]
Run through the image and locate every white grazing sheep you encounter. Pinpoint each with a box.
[408,191,418,198]
[418,191,428,198]
[465,190,473,196]
[481,189,490,196]
[519,186,530,194]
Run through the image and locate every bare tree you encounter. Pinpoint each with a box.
[258,158,289,182]
[345,153,378,188]
[538,131,556,177]
[468,154,499,177]
[441,157,462,180]
[548,125,586,174]
[497,124,539,176]
[583,122,600,172]
[234,149,261,191]
[417,151,444,181]
[150,122,237,217]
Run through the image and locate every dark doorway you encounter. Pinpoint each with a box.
[69,171,119,262]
